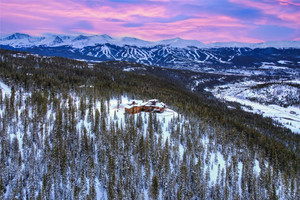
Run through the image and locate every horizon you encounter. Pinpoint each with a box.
[1,0,299,43]
[1,32,300,45]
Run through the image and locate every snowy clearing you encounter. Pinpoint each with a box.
[109,97,179,143]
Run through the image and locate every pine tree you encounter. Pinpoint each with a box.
[150,175,159,200]
[0,176,6,199]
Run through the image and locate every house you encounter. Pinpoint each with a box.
[125,100,143,114]
[125,99,166,114]
[125,105,141,114]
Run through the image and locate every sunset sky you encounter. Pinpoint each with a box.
[1,0,299,43]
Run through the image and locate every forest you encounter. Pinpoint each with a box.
[0,49,299,199]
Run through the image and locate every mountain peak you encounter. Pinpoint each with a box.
[53,36,64,44]
[5,33,31,40]
[72,35,89,41]
[173,37,183,41]
[120,37,153,47]
[160,37,183,42]
[99,34,113,40]
[157,37,205,48]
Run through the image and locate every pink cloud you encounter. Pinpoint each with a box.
[0,0,171,35]
[1,0,168,20]
[98,15,256,42]
[277,0,300,6]
[0,0,298,42]
[229,0,300,27]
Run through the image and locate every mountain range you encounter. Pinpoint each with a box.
[1,33,300,75]
[1,33,300,49]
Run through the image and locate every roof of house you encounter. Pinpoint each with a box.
[148,99,159,102]
[155,102,165,108]
[125,99,166,111]
[141,102,148,106]
[125,105,134,109]
[131,100,143,104]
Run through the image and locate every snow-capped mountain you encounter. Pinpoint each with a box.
[0,33,122,48]
[2,32,300,49]
[0,33,44,47]
[1,33,300,75]
[4,33,31,40]
[120,37,154,47]
[157,37,205,48]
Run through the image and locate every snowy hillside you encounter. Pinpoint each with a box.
[208,81,300,134]
[247,82,300,106]
[0,50,298,200]
[0,83,266,199]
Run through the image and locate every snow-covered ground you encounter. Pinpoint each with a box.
[260,62,288,70]
[108,97,181,152]
[123,67,147,72]
[5,85,295,199]
[107,97,232,187]
[207,81,300,134]
[0,80,11,95]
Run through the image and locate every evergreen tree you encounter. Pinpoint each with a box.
[150,175,159,200]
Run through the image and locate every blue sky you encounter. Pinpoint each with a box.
[1,0,299,42]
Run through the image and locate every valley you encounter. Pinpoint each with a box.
[207,80,300,134]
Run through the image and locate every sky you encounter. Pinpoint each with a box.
[0,0,300,43]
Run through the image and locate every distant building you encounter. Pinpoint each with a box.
[125,99,166,114]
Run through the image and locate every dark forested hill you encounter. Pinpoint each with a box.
[0,49,299,199]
